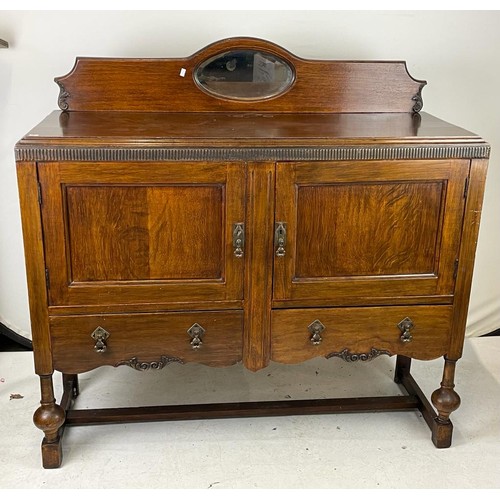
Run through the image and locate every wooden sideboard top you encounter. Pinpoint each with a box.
[15,37,489,160]
[16,110,489,162]
[18,111,484,147]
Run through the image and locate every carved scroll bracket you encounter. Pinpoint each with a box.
[115,355,184,371]
[56,81,70,111]
[326,347,391,362]
[412,83,425,113]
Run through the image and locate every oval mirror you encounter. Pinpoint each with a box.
[194,49,295,101]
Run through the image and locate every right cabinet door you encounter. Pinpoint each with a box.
[273,160,469,305]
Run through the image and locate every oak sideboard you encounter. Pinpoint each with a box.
[16,38,489,468]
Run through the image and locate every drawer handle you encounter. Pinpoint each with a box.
[91,326,110,353]
[308,319,325,345]
[232,223,245,258]
[275,222,287,257]
[187,323,206,349]
[398,317,414,343]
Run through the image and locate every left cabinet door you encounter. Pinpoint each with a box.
[39,162,246,307]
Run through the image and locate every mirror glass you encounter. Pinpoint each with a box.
[194,49,294,100]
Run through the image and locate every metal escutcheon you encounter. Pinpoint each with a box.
[308,319,325,345]
[91,326,110,353]
[187,323,206,349]
[398,317,414,343]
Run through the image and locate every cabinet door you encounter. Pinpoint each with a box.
[274,160,468,305]
[39,162,245,307]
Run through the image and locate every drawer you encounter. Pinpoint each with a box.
[50,311,243,373]
[271,306,453,364]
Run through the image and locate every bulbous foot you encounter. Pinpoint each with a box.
[33,401,66,441]
[430,358,460,448]
[34,375,66,468]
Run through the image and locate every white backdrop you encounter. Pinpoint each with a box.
[1,10,499,339]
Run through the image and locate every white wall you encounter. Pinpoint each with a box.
[1,10,499,339]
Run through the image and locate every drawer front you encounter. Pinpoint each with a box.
[50,311,243,373]
[271,306,453,364]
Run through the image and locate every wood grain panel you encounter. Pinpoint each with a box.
[243,163,275,371]
[449,159,488,358]
[16,162,53,374]
[66,185,223,281]
[147,186,223,279]
[66,186,150,281]
[295,181,444,277]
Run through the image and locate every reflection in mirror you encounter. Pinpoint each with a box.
[194,49,294,101]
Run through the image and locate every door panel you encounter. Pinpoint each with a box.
[39,162,245,306]
[274,160,468,304]
[66,185,224,281]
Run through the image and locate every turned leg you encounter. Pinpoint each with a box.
[431,357,461,448]
[33,375,66,468]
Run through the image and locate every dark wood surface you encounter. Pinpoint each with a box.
[19,110,482,149]
[64,396,422,426]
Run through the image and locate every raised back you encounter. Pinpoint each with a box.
[55,37,426,114]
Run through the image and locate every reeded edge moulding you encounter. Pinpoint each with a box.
[15,144,491,163]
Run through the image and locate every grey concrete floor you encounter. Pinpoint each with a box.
[0,337,499,489]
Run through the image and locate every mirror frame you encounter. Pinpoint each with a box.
[193,48,296,102]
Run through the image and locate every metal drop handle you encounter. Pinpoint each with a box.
[232,223,245,258]
[398,317,414,343]
[275,222,287,257]
[187,323,206,349]
[308,319,325,345]
[91,326,110,353]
